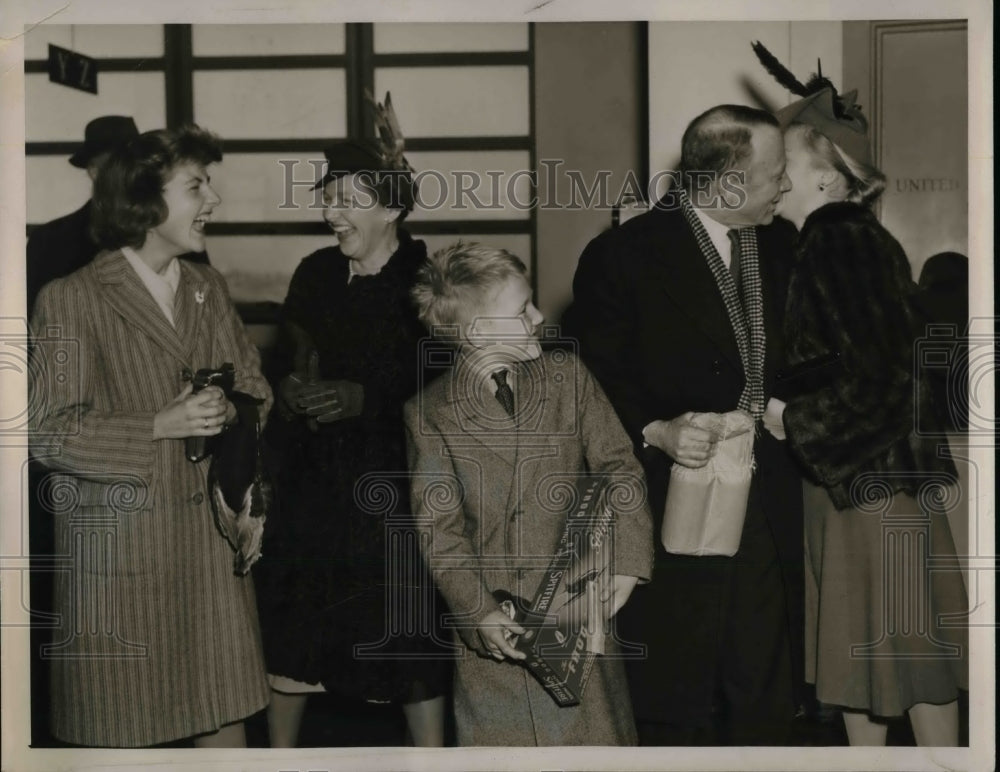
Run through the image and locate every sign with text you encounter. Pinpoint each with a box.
[47,44,97,94]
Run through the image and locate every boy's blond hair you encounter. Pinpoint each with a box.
[412,241,528,335]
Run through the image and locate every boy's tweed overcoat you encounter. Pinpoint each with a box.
[405,349,654,746]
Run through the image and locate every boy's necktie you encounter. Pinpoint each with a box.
[491,369,515,416]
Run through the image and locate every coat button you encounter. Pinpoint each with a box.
[191,491,205,505]
[712,359,722,375]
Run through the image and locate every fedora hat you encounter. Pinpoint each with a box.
[69,115,139,168]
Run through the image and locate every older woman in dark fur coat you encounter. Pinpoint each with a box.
[255,138,451,748]
[766,102,967,746]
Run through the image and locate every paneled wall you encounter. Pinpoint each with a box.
[186,24,349,315]
[533,22,643,321]
[858,20,968,276]
[24,23,535,332]
[648,21,844,184]
[370,23,533,270]
[25,25,168,224]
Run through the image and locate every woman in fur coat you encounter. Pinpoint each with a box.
[767,94,968,745]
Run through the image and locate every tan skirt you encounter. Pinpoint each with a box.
[803,480,968,717]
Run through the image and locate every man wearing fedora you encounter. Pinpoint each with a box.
[26,115,209,315]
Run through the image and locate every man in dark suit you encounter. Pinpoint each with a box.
[565,104,803,745]
[26,115,209,315]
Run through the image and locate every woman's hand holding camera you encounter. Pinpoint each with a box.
[153,383,233,440]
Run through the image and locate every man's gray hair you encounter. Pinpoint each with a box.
[679,104,779,193]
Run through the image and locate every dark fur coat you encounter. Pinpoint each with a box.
[256,230,452,702]
[782,202,957,509]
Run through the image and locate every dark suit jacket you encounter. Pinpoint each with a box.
[566,203,798,531]
[564,203,804,721]
[26,201,210,316]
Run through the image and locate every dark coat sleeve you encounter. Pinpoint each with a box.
[26,206,92,317]
[782,203,921,488]
[355,309,425,422]
[271,244,427,425]
[268,251,329,382]
[565,230,650,447]
[576,359,654,583]
[25,225,54,317]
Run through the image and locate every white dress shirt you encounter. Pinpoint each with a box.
[691,205,734,269]
[121,246,181,327]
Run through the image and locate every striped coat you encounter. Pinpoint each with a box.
[29,250,272,747]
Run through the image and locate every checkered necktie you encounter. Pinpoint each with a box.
[677,189,766,420]
[728,229,742,305]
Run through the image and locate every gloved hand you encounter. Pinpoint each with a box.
[762,397,787,441]
[298,380,364,423]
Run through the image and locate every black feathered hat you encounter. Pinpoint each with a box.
[312,138,390,190]
[312,91,417,214]
[752,41,872,165]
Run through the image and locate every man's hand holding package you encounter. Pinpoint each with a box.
[643,412,719,468]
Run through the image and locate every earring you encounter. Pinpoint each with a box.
[818,184,826,191]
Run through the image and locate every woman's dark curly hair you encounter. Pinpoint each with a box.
[90,124,222,250]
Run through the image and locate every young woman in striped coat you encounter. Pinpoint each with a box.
[29,125,272,748]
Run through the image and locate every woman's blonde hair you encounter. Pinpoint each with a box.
[787,122,886,207]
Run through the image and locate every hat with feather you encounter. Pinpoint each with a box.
[752,41,872,165]
[313,91,417,214]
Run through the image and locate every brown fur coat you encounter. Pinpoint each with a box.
[781,202,957,509]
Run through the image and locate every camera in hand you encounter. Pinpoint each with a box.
[184,363,235,462]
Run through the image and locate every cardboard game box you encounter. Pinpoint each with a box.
[497,475,615,707]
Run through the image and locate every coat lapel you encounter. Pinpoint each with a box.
[650,209,743,372]
[504,357,557,518]
[438,361,519,468]
[94,250,190,365]
[432,354,563,528]
[173,261,210,359]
